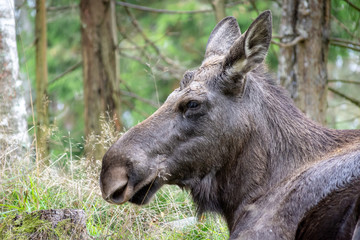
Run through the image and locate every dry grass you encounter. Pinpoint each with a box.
[0,118,228,239]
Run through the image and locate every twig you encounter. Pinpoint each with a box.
[116,1,212,14]
[272,32,360,51]
[331,15,357,39]
[226,1,246,8]
[116,21,150,60]
[249,0,259,14]
[116,1,244,14]
[119,90,161,108]
[329,87,360,108]
[44,1,244,14]
[272,34,284,39]
[123,7,183,70]
[271,35,307,48]
[119,52,183,80]
[49,61,82,85]
[47,4,78,12]
[330,37,360,48]
[122,98,151,118]
[333,116,360,124]
[122,7,186,79]
[343,0,360,12]
[330,41,360,52]
[328,79,360,85]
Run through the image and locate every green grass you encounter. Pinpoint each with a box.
[0,132,228,239]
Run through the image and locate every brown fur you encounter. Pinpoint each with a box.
[100,11,360,239]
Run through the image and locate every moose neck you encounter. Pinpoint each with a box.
[196,69,351,231]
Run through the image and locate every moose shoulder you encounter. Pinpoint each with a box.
[100,11,360,239]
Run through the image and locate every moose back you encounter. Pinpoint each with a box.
[100,11,360,239]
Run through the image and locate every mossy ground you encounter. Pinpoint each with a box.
[0,120,228,239]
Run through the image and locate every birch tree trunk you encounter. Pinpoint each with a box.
[0,0,29,161]
[277,0,331,124]
[80,0,122,161]
[35,0,49,161]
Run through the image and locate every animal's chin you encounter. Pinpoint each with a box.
[129,180,162,205]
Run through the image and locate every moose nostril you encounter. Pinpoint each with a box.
[100,165,129,203]
[110,183,128,204]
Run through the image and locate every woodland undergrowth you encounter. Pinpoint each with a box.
[0,118,228,239]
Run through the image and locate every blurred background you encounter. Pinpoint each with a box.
[8,0,360,160]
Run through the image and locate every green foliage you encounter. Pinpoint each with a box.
[116,0,277,126]
[0,119,227,239]
[0,161,228,239]
[0,213,51,239]
[16,0,289,159]
[0,212,85,240]
[327,0,360,129]
[15,0,360,159]
[8,1,360,239]
[329,0,360,61]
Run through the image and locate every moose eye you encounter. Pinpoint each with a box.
[186,101,200,109]
[181,100,205,120]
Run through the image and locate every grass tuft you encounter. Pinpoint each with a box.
[0,118,228,239]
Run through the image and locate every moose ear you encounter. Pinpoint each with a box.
[223,10,272,76]
[204,16,241,61]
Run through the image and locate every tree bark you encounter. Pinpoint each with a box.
[80,0,122,161]
[35,0,49,161]
[209,0,226,22]
[0,0,29,160]
[277,0,331,124]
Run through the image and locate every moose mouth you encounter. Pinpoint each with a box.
[108,176,163,205]
[129,179,162,205]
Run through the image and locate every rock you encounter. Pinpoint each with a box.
[163,217,197,230]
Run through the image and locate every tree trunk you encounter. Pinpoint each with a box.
[277,0,330,124]
[210,0,226,22]
[80,0,122,161]
[0,0,29,161]
[35,0,49,162]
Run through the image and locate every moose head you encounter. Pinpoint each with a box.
[100,10,272,208]
[100,10,360,239]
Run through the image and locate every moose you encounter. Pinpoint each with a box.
[100,11,360,239]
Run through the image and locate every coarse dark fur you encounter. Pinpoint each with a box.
[100,11,360,239]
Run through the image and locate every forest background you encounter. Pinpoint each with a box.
[0,0,360,239]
